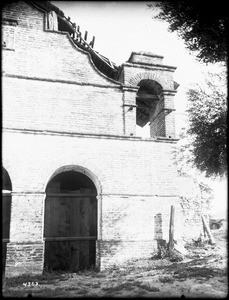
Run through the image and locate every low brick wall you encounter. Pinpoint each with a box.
[5,242,44,277]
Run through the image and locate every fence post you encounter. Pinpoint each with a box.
[169,205,175,251]
[201,214,216,245]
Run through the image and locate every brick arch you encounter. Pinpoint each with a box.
[128,72,167,90]
[44,162,104,195]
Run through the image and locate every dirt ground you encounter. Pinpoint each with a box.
[2,228,228,298]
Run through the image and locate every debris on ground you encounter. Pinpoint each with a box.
[3,229,227,298]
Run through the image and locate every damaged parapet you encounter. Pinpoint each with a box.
[119,51,179,139]
[28,0,120,80]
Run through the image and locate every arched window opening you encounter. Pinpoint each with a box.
[136,79,163,138]
[2,167,12,273]
[136,79,163,128]
[44,170,97,272]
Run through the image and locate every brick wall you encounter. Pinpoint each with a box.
[2,1,123,136]
[2,77,123,135]
[6,242,44,277]
[2,1,208,276]
[2,130,205,274]
[2,2,118,86]
[3,131,180,195]
[2,1,179,139]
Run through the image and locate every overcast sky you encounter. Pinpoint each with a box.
[51,1,227,217]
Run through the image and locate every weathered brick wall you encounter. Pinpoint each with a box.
[3,131,179,195]
[122,87,138,136]
[2,1,123,136]
[121,64,175,91]
[2,1,44,30]
[178,176,211,241]
[8,194,44,242]
[2,1,179,139]
[6,243,44,277]
[2,1,207,276]
[164,111,176,138]
[2,1,117,86]
[2,77,123,135]
[100,194,183,268]
[3,130,203,274]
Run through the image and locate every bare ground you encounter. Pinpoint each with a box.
[2,229,228,298]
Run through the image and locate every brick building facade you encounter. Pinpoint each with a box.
[2,1,209,276]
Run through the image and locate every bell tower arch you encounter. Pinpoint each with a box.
[119,52,179,138]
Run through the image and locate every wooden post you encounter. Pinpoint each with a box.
[84,31,88,41]
[169,205,175,251]
[89,36,95,48]
[201,214,216,245]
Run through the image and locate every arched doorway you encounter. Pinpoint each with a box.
[2,167,12,273]
[44,170,98,272]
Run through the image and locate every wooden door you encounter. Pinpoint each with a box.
[44,184,97,271]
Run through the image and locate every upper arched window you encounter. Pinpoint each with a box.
[136,79,163,128]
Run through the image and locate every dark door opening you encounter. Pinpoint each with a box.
[2,168,12,273]
[44,171,97,272]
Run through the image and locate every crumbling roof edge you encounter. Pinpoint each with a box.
[27,0,121,81]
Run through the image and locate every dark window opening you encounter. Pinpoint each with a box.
[136,79,163,128]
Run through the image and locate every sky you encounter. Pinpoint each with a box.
[51,1,227,218]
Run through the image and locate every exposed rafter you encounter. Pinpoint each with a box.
[27,1,120,80]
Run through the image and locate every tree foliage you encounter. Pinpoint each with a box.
[148,1,228,63]
[175,71,227,178]
[187,72,227,177]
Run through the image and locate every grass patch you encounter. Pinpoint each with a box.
[102,282,133,293]
[76,289,88,295]
[133,281,160,292]
[159,276,174,283]
[3,265,101,289]
[3,286,64,298]
[91,283,101,288]
[102,280,160,294]
[3,290,29,298]
[136,289,148,296]
[63,286,80,291]
[75,266,100,278]
[174,266,227,280]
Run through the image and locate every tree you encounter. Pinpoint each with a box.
[148,1,228,63]
[175,70,227,178]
